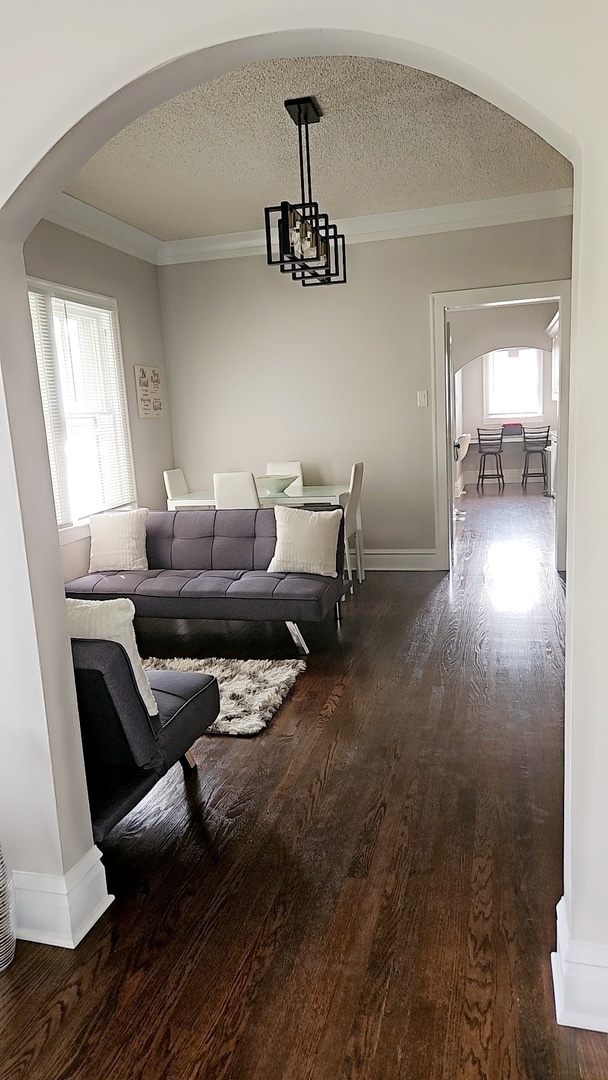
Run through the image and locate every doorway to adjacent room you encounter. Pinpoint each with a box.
[432,280,571,573]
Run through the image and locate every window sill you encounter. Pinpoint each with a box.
[58,503,140,546]
[58,523,90,546]
[482,416,545,424]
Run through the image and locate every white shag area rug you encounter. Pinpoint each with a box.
[143,656,307,736]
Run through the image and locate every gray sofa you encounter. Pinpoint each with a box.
[65,508,347,654]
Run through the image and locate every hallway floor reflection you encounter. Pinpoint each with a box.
[452,485,560,617]
[485,539,542,612]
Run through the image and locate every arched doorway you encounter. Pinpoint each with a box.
[3,21,600,1032]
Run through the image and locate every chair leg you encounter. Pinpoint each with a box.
[477,456,484,489]
[355,530,365,583]
[496,453,504,488]
[522,450,548,488]
[355,508,365,581]
[478,452,503,489]
[285,620,309,655]
[335,600,342,627]
[344,537,354,593]
[180,749,197,773]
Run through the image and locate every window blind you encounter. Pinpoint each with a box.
[28,281,136,527]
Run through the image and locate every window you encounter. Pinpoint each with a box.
[483,348,543,419]
[28,280,136,528]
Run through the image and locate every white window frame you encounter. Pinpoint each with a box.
[546,311,560,402]
[482,347,544,421]
[28,277,137,530]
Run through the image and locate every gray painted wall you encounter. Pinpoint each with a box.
[23,214,571,568]
[159,216,572,558]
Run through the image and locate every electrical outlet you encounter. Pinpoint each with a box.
[417,390,428,407]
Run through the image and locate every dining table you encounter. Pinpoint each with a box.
[166,483,350,511]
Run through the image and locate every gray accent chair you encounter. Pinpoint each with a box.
[71,638,220,842]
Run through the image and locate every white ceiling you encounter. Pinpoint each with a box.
[64,56,573,243]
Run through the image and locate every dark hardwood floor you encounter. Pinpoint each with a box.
[3,487,608,1078]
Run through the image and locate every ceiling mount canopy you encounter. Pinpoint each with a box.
[264,96,347,287]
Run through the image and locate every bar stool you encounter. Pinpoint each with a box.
[521,425,550,490]
[476,427,505,489]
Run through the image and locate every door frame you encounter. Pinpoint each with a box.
[431,279,572,570]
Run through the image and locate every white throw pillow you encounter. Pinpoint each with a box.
[267,506,342,577]
[66,596,158,716]
[88,508,149,573]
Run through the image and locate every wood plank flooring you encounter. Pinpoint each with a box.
[2,488,608,1078]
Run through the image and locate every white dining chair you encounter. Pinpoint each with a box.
[265,460,303,495]
[163,468,189,505]
[343,461,365,590]
[213,471,260,509]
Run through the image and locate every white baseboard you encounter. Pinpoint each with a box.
[551,897,608,1032]
[13,845,113,949]
[362,549,438,571]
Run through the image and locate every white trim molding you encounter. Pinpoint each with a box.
[431,279,571,573]
[44,195,163,263]
[13,845,113,949]
[552,897,608,1033]
[363,549,439,571]
[44,188,573,267]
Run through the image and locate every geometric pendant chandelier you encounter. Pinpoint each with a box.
[264,97,347,286]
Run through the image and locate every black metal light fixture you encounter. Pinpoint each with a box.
[264,97,346,287]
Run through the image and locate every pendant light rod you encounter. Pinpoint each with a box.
[286,96,322,208]
[298,103,307,205]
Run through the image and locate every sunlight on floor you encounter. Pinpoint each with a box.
[485,539,542,612]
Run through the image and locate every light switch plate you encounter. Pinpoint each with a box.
[417,390,428,407]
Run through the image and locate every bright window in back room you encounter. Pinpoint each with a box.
[28,278,137,529]
[483,347,543,419]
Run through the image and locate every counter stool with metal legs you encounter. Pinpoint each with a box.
[476,427,505,489]
[521,425,550,491]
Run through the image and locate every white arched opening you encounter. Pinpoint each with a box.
[2,20,603,1032]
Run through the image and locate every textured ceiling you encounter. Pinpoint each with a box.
[65,56,573,242]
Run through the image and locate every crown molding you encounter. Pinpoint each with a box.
[43,188,573,267]
[44,194,163,263]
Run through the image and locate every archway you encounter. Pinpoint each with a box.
[1,22,594,1030]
